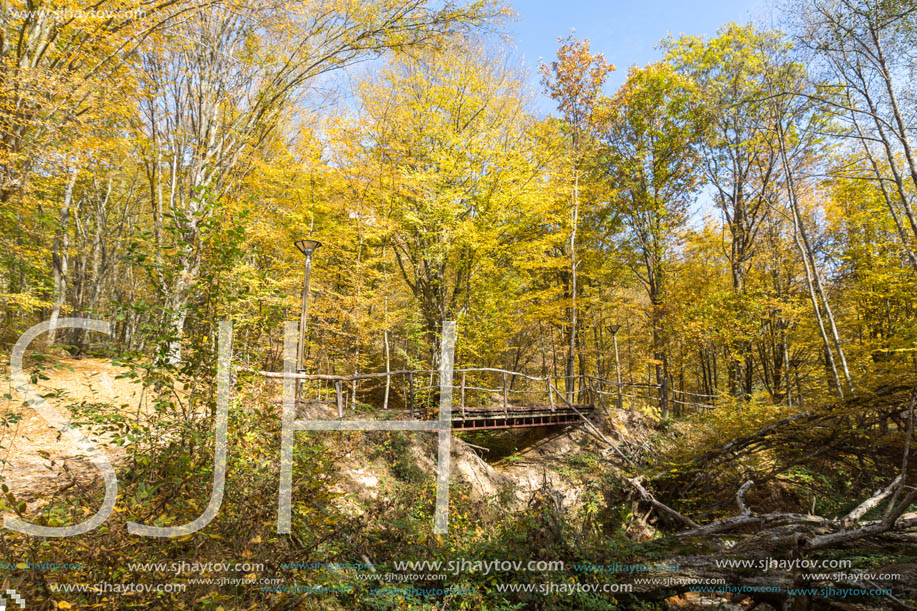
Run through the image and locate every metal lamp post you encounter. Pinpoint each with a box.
[609,324,623,410]
[294,239,321,372]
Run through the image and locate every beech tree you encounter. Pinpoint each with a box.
[665,26,787,398]
[600,63,701,416]
[345,39,543,365]
[131,0,504,363]
[539,36,614,401]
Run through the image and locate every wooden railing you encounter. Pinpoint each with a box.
[257,366,719,419]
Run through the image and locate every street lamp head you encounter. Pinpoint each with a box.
[294,238,322,257]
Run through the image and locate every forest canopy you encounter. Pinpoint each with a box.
[2,0,915,412]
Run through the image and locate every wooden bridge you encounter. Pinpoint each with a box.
[257,365,717,431]
[447,404,594,430]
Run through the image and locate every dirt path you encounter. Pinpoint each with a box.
[0,357,149,507]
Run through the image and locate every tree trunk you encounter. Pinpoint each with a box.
[652,301,669,417]
[567,171,579,403]
[48,168,79,346]
[780,135,844,398]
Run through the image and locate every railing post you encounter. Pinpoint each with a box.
[408,371,415,418]
[335,380,343,419]
[547,378,555,412]
[383,372,389,410]
[502,372,508,416]
[461,371,466,418]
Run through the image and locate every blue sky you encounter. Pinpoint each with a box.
[506,0,771,115]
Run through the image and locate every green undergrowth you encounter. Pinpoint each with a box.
[0,370,650,610]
